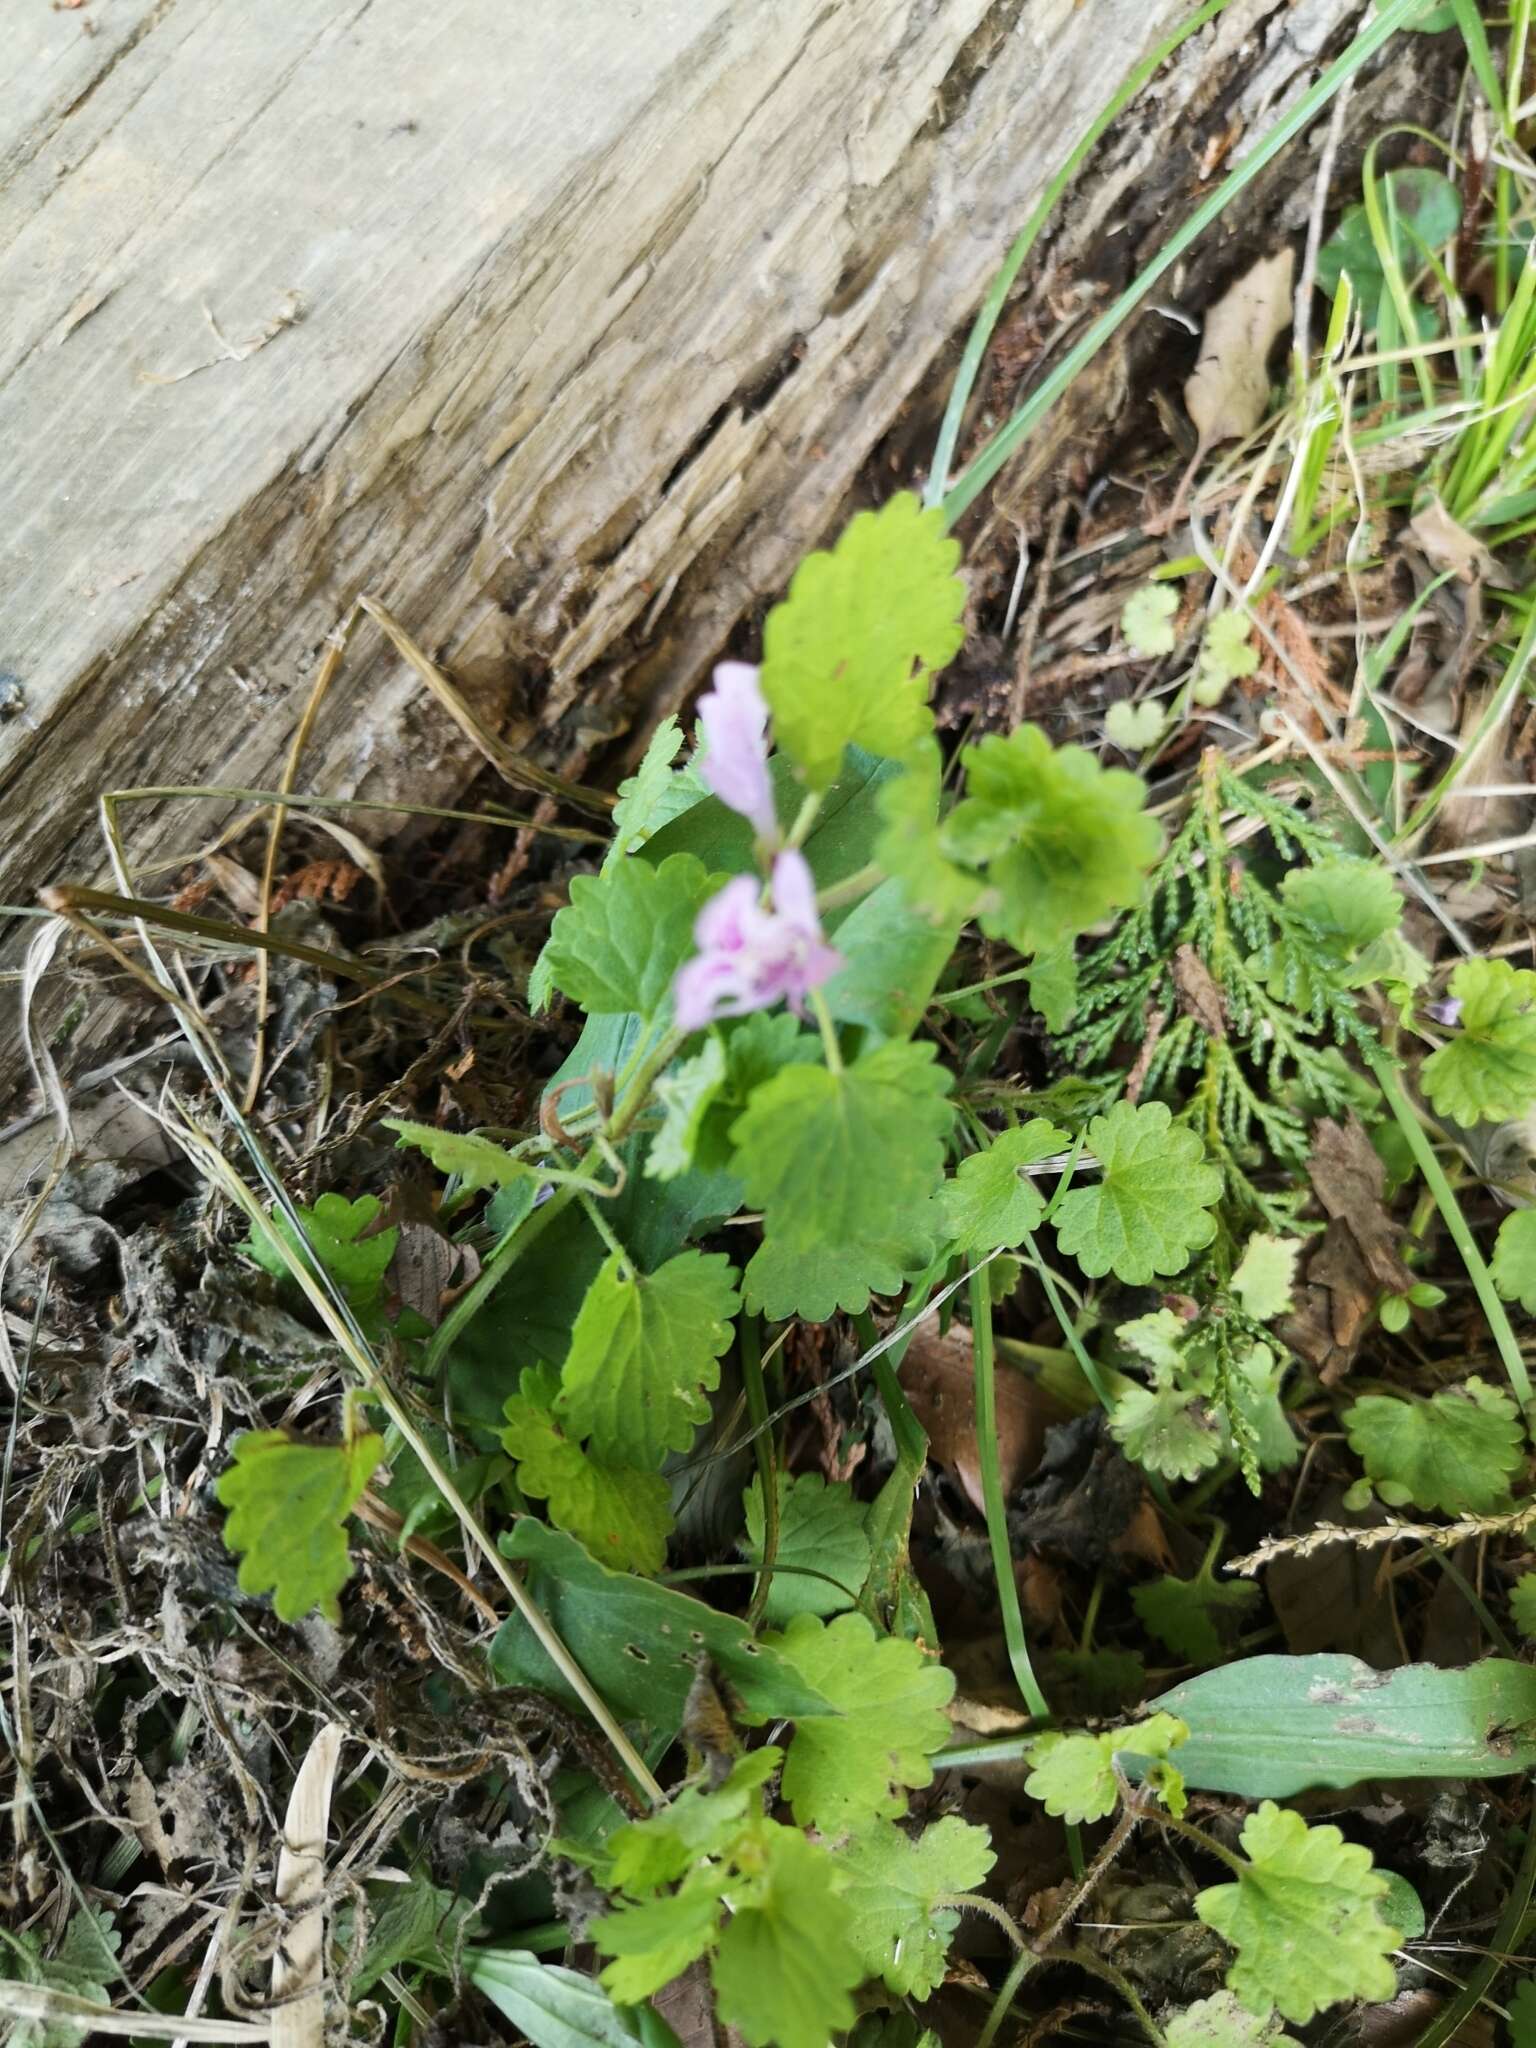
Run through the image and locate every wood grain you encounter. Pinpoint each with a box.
[0,0,1417,1098]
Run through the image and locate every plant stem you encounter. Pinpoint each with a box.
[1360,1039,1533,1413]
[814,859,884,914]
[741,1315,779,1631]
[1021,1229,1116,1413]
[969,1269,1051,1718]
[976,1946,1034,2048]
[170,1114,664,1807]
[786,790,823,849]
[809,989,844,1073]
[1036,1950,1169,2048]
[931,963,1038,1009]
[578,1191,631,1267]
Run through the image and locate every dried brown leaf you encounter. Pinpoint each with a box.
[1407,495,1513,587]
[900,1317,1067,1514]
[1184,248,1295,455]
[1308,1115,1413,1295]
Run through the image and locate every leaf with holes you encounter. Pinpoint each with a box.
[1194,1803,1400,2023]
[936,1119,1068,1253]
[558,1249,739,1468]
[760,493,965,791]
[502,1366,672,1575]
[492,1524,838,1729]
[1421,957,1536,1126]
[1053,1100,1222,1283]
[838,1817,995,1996]
[1343,1378,1523,1514]
[217,1430,385,1624]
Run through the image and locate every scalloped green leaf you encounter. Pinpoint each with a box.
[1343,1377,1522,1514]
[756,1611,955,1834]
[731,1039,953,1254]
[558,1249,739,1468]
[1492,1207,1536,1315]
[1053,1100,1222,1283]
[217,1430,385,1624]
[741,1473,870,1622]
[1025,1712,1189,1824]
[760,493,964,791]
[740,1227,934,1324]
[245,1191,397,1311]
[1194,1803,1399,2024]
[838,1817,995,1996]
[936,1119,1068,1253]
[502,1365,671,1575]
[541,852,717,1017]
[1421,957,1536,1126]
[943,726,1161,957]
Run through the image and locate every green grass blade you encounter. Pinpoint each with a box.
[942,0,1431,526]
[924,0,1239,509]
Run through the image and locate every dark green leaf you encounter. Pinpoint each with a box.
[491,1524,838,1733]
[467,1947,651,2048]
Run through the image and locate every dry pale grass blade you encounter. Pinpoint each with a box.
[269,1721,344,2048]
[357,594,614,818]
[0,1990,267,2042]
[0,917,72,1395]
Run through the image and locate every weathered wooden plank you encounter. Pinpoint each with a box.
[0,0,1412,1096]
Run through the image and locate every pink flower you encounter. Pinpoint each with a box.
[673,850,843,1032]
[696,661,777,842]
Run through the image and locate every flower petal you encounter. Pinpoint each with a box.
[697,662,777,840]
[769,848,820,932]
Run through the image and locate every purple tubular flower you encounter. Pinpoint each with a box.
[672,850,843,1033]
[696,660,778,842]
